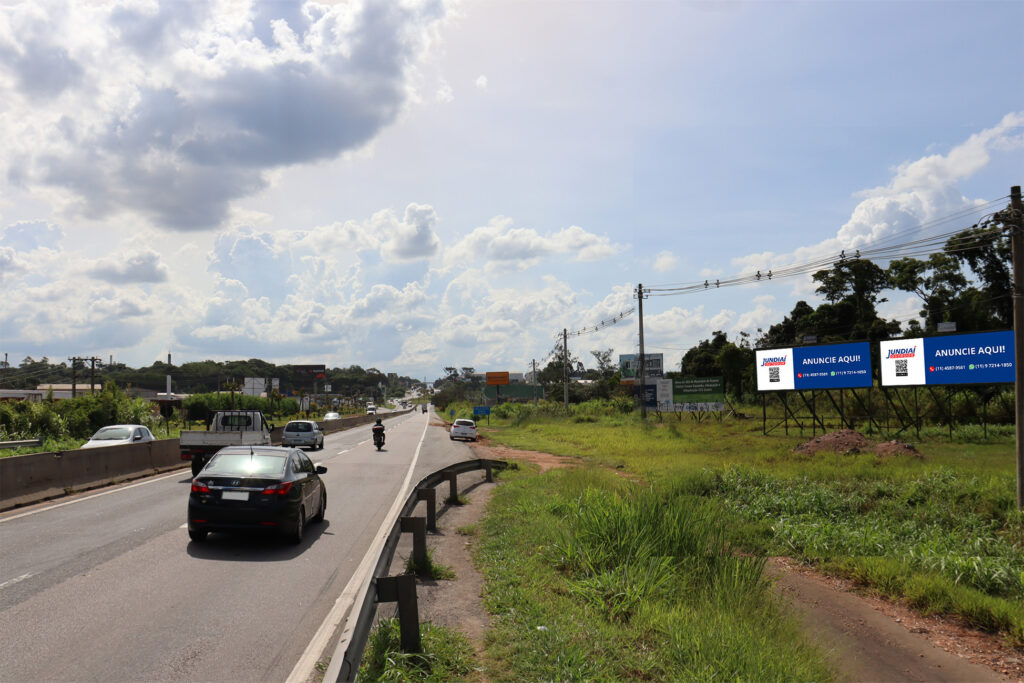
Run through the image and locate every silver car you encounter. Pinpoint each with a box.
[281,420,324,450]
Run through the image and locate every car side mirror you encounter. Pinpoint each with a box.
[134,434,143,441]
[316,465,327,474]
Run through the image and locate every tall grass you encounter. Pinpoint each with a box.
[477,466,832,680]
[479,412,1024,645]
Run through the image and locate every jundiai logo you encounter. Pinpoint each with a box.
[885,347,916,359]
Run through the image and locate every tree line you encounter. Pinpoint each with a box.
[1,357,422,404]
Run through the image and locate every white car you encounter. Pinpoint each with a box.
[366,405,376,414]
[281,420,325,450]
[450,419,477,442]
[80,424,156,449]
[323,412,341,420]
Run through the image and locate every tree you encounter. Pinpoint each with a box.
[887,224,1011,333]
[680,331,729,377]
[590,349,616,379]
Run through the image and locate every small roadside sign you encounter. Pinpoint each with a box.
[474,406,491,415]
[486,372,510,385]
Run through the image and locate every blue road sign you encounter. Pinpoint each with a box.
[474,406,491,416]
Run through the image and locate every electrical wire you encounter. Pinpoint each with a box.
[642,199,1010,298]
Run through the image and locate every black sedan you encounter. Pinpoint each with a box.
[187,446,327,544]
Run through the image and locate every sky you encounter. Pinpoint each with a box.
[1,0,1022,382]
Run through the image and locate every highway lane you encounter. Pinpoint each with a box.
[0,407,474,681]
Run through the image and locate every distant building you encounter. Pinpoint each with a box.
[35,384,102,399]
[0,389,44,402]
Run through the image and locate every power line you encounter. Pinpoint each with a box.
[644,199,1009,297]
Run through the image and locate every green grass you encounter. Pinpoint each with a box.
[358,618,476,681]
[477,410,1024,646]
[476,465,832,681]
[406,551,456,581]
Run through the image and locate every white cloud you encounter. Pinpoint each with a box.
[444,217,622,271]
[435,80,454,103]
[380,203,442,262]
[475,74,487,89]
[732,112,1024,278]
[86,247,169,284]
[0,0,448,231]
[653,250,677,273]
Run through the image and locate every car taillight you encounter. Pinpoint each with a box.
[191,480,210,494]
[262,481,293,495]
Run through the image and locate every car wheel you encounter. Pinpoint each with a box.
[189,528,207,542]
[449,435,454,440]
[289,507,306,544]
[191,459,203,477]
[312,489,326,523]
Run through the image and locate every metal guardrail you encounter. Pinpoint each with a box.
[324,458,511,682]
[0,438,43,450]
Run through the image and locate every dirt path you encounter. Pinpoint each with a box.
[411,442,1023,682]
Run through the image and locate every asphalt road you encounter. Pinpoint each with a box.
[0,408,470,682]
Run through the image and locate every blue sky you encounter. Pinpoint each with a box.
[1,0,1022,381]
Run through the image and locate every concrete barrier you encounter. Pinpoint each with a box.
[0,440,184,511]
[0,409,416,511]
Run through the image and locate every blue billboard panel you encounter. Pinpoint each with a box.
[757,342,872,391]
[793,342,872,389]
[881,331,1014,386]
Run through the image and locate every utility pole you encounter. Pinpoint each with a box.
[637,283,647,420]
[533,359,538,406]
[1010,185,1024,510]
[563,329,569,409]
[2,352,7,388]
[68,357,81,398]
[88,357,101,394]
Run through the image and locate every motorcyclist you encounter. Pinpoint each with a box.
[372,417,385,445]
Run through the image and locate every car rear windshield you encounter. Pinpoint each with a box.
[93,427,131,440]
[286,422,313,432]
[205,453,287,476]
[454,420,475,427]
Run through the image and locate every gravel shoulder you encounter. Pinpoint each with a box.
[410,441,1023,682]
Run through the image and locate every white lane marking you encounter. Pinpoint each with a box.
[335,449,350,455]
[287,416,430,683]
[0,469,187,523]
[0,573,33,590]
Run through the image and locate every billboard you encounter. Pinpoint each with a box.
[757,342,872,391]
[673,376,725,403]
[880,331,1014,386]
[619,353,664,383]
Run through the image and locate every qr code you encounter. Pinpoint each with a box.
[769,367,780,383]
[895,359,908,377]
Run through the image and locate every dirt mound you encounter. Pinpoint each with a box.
[794,429,872,455]
[795,430,921,458]
[874,439,921,457]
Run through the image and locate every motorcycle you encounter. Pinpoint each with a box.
[372,426,385,451]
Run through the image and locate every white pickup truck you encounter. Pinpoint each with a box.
[180,410,275,476]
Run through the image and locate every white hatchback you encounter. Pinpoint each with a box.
[449,419,477,442]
